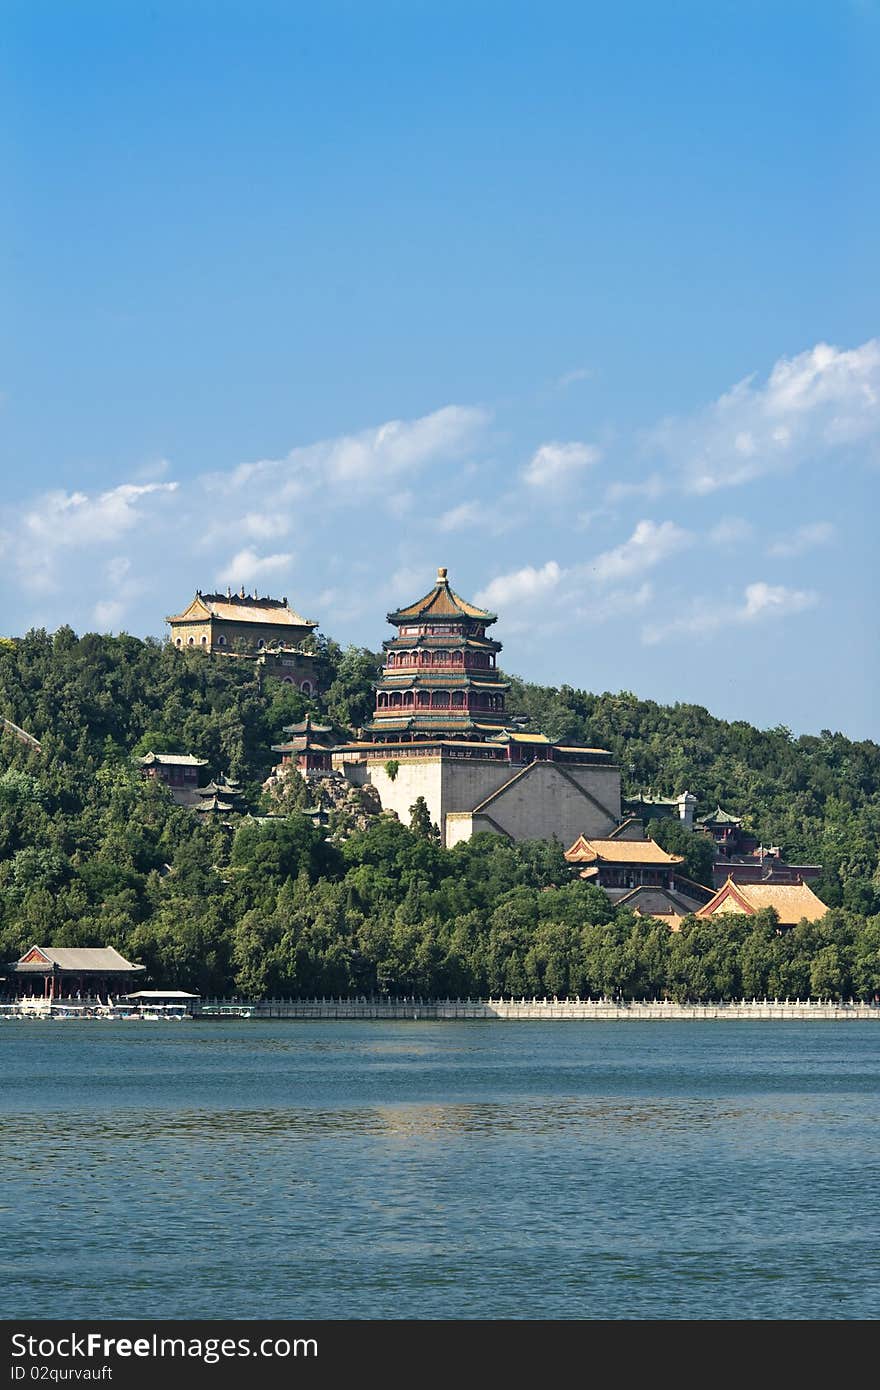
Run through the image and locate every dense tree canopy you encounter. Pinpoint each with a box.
[0,628,878,999]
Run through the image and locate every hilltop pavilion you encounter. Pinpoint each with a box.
[166,587,319,692]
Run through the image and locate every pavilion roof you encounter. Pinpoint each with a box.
[387,568,496,625]
[198,777,242,796]
[486,729,552,745]
[12,945,144,974]
[564,835,684,866]
[697,877,827,924]
[195,795,236,812]
[140,752,208,767]
[271,738,331,754]
[281,715,333,736]
[613,884,706,918]
[125,990,200,999]
[698,806,742,827]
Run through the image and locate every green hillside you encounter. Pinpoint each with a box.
[0,627,877,1000]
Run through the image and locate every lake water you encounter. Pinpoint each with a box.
[2,1020,878,1320]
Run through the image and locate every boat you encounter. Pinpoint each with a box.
[13,998,53,1019]
[199,1003,256,1019]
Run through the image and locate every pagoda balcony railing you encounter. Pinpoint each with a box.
[385,654,495,671]
[376,698,504,712]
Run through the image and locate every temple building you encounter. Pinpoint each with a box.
[697,806,754,854]
[166,587,319,693]
[195,774,245,817]
[564,825,712,922]
[365,568,509,741]
[697,876,827,926]
[565,830,686,890]
[8,945,145,999]
[623,790,697,828]
[709,845,823,890]
[695,805,822,889]
[140,751,208,807]
[271,714,334,774]
[332,567,622,847]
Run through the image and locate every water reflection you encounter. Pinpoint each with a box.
[2,1022,879,1320]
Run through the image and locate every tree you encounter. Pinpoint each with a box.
[647,818,715,887]
[323,646,382,731]
[409,796,439,841]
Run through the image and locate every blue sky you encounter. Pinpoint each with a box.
[2,1,878,737]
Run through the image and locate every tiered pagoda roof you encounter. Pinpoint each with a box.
[365,567,510,742]
[271,714,334,757]
[387,574,497,625]
[195,772,244,815]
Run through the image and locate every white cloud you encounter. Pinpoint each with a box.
[92,599,125,629]
[740,581,818,621]
[570,581,655,624]
[523,440,600,487]
[575,507,613,531]
[556,367,593,390]
[197,510,291,553]
[90,555,145,632]
[590,520,692,582]
[709,517,755,547]
[646,339,880,494]
[106,555,132,586]
[216,405,491,502]
[239,512,290,540]
[23,482,178,549]
[131,456,173,482]
[386,490,415,520]
[387,563,429,596]
[604,473,667,504]
[644,581,818,645]
[8,481,179,594]
[768,521,835,558]
[216,548,293,587]
[475,555,656,638]
[475,561,563,611]
[437,502,482,532]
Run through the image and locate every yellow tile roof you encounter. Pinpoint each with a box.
[564,835,684,866]
[487,730,553,743]
[167,592,315,628]
[697,878,827,924]
[389,568,495,622]
[553,745,615,756]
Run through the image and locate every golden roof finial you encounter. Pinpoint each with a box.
[437,566,448,581]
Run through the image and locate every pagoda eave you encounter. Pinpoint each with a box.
[375,674,510,690]
[382,634,502,654]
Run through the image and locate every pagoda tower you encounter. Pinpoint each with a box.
[364,568,509,741]
[271,714,334,773]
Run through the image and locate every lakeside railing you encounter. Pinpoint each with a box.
[3,994,878,1021]
[195,996,880,1021]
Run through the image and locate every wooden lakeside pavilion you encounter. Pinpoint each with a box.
[8,945,145,999]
